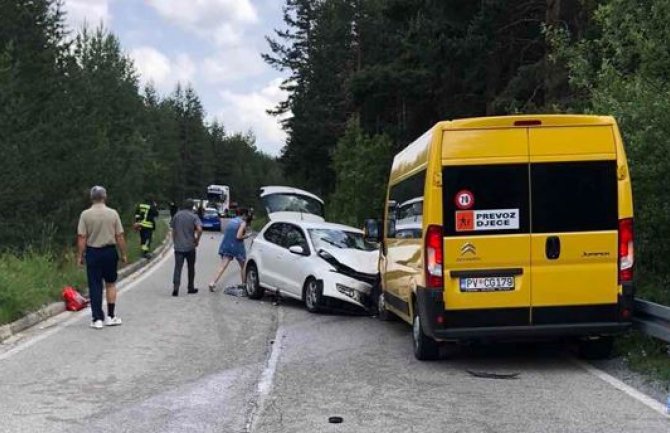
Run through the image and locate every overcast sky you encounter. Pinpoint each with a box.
[64,0,288,156]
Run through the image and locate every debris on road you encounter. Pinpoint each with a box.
[466,370,520,380]
[62,286,88,311]
[328,416,343,424]
[223,285,247,297]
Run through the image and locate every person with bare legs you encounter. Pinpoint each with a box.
[209,208,253,291]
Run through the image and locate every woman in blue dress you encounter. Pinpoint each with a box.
[209,208,252,291]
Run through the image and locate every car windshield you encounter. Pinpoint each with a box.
[204,209,218,217]
[309,229,377,251]
[262,193,324,217]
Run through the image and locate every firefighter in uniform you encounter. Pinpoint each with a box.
[134,199,159,258]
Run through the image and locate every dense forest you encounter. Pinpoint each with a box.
[265,0,598,218]
[266,0,670,301]
[0,0,284,251]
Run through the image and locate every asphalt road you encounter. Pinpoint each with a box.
[0,229,668,433]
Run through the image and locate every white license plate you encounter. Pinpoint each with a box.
[460,276,515,292]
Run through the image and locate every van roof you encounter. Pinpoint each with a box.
[389,115,616,184]
[439,114,615,130]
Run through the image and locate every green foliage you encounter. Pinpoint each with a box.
[125,219,169,264]
[268,0,592,222]
[251,215,269,233]
[615,331,670,386]
[0,250,85,325]
[552,0,670,304]
[0,1,284,252]
[0,0,285,321]
[328,119,392,226]
[265,0,355,197]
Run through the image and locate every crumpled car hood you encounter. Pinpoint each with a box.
[319,247,379,284]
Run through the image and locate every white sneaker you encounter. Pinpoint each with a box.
[105,316,123,326]
[90,320,104,329]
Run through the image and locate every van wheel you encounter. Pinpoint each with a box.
[304,278,321,314]
[412,306,439,361]
[245,264,264,299]
[376,291,395,321]
[578,336,614,360]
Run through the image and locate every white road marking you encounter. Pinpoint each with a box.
[246,321,284,432]
[572,358,669,417]
[257,327,283,396]
[0,248,174,361]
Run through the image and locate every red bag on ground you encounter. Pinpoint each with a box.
[62,286,89,311]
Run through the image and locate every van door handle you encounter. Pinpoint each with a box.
[545,236,561,260]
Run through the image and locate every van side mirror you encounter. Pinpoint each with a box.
[364,219,382,242]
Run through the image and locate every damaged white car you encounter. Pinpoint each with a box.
[244,220,379,313]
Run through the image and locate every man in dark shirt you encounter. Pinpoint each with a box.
[170,199,203,297]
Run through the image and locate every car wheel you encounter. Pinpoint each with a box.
[412,304,439,361]
[304,278,321,313]
[578,336,614,360]
[245,263,264,299]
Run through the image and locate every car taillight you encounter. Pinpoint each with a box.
[425,225,443,288]
[619,218,634,283]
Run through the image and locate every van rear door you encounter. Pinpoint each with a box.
[441,129,531,328]
[529,126,619,324]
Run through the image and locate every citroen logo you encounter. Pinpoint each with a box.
[460,243,476,256]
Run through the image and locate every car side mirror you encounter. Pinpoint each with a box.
[364,219,382,242]
[289,245,306,255]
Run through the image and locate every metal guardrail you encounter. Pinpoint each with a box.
[633,298,670,343]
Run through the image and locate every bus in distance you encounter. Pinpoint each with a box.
[206,185,230,216]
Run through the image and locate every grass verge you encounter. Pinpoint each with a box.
[0,219,168,326]
[615,331,670,389]
[125,219,169,263]
[618,276,670,388]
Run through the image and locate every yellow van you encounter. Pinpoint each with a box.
[366,115,634,360]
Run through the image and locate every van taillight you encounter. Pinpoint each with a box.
[618,218,634,283]
[425,225,443,288]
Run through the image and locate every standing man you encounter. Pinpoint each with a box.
[77,186,128,329]
[169,201,178,219]
[171,199,203,297]
[134,198,159,259]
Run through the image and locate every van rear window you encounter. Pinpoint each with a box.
[443,164,530,236]
[530,161,617,233]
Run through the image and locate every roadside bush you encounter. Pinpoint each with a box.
[550,0,670,304]
[328,119,393,227]
[0,251,84,325]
